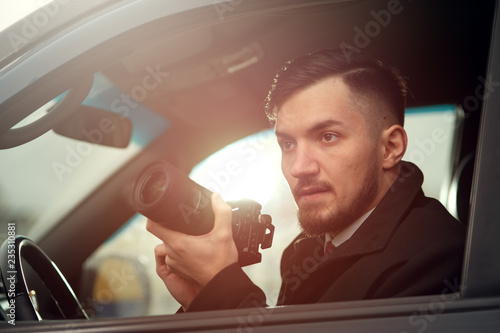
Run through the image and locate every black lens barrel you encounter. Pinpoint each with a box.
[130,161,214,235]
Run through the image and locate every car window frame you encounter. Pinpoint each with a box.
[1,0,499,331]
[460,0,500,299]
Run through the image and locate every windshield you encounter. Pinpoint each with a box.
[0,72,169,243]
[0,1,45,32]
[0,0,120,66]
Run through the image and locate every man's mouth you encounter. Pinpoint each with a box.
[294,184,331,204]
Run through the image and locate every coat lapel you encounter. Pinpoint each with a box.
[322,161,425,262]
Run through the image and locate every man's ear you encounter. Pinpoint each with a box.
[381,124,407,169]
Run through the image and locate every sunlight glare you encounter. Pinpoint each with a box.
[189,130,280,206]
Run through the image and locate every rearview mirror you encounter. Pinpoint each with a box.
[53,105,132,148]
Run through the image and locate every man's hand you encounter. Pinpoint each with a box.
[146,192,239,310]
[153,243,203,310]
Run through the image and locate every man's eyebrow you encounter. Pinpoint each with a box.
[275,119,346,138]
[275,128,291,139]
[308,119,346,133]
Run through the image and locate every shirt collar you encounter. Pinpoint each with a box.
[325,208,375,249]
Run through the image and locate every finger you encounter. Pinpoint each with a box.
[154,244,171,277]
[154,244,187,282]
[210,192,233,232]
[154,243,173,269]
[163,254,195,282]
[162,239,182,259]
[148,221,193,263]
[146,218,187,244]
[154,243,167,258]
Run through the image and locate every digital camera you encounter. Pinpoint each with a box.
[130,161,274,266]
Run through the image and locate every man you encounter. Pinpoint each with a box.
[146,49,466,312]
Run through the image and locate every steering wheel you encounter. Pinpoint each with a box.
[0,236,88,321]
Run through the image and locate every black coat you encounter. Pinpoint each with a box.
[186,162,466,312]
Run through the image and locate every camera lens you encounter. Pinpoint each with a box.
[130,161,274,264]
[130,161,215,235]
[140,171,167,204]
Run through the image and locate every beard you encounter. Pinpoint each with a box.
[296,163,380,238]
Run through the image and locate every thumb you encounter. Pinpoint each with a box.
[211,192,233,232]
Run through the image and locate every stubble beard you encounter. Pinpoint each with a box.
[296,164,380,238]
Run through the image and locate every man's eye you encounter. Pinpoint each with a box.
[322,133,337,143]
[280,141,295,151]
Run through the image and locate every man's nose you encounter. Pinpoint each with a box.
[290,145,319,179]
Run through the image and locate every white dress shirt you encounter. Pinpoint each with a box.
[324,208,375,251]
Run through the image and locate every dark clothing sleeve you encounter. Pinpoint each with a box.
[185,263,267,312]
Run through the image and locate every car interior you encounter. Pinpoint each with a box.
[0,0,498,328]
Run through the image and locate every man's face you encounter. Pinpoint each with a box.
[275,76,386,237]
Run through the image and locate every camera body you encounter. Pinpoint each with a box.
[130,161,274,266]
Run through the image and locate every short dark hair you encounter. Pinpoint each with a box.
[264,49,408,127]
